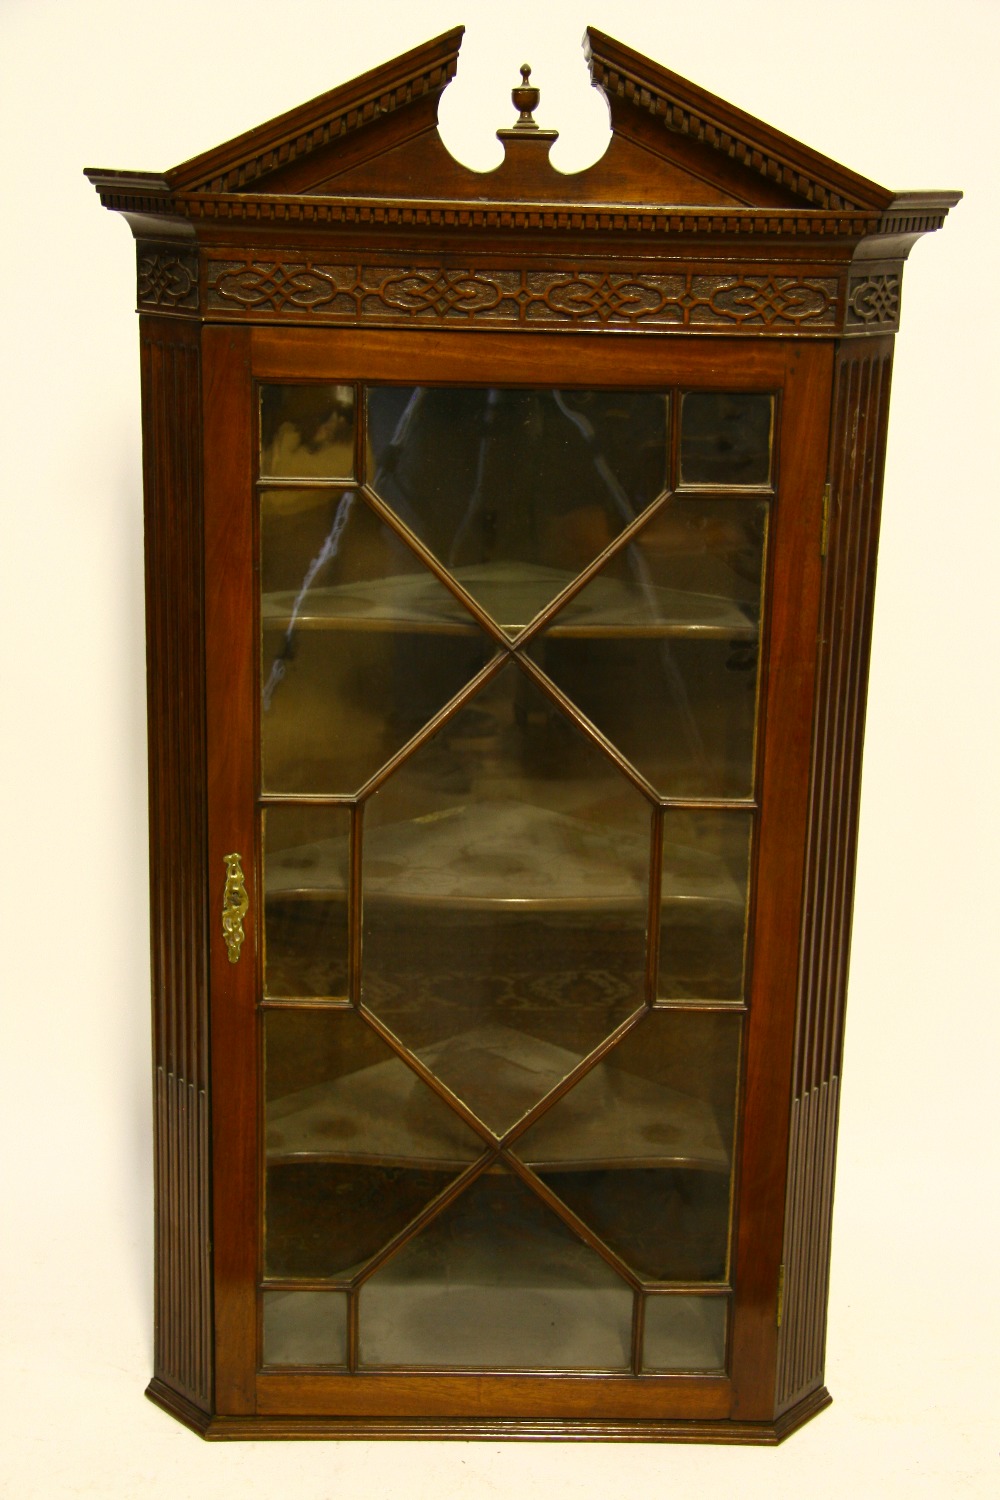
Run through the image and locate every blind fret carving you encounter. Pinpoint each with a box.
[137,247,199,310]
[205,260,840,331]
[846,272,901,330]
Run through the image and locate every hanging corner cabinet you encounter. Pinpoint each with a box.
[86,25,958,1443]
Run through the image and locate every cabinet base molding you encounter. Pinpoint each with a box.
[145,1377,831,1444]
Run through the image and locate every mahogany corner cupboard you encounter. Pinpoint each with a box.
[87,27,958,1443]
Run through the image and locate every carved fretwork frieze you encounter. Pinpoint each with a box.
[846,270,901,332]
[137,244,199,311]
[202,258,841,333]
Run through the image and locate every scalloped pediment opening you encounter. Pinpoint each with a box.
[157,25,894,214]
[436,42,613,178]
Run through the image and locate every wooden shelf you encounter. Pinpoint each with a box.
[261,561,757,641]
[267,1023,729,1171]
[266,801,744,912]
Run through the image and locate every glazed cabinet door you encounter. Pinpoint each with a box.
[204,326,831,1427]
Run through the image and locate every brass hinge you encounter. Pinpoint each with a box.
[776,1263,786,1328]
[820,482,832,557]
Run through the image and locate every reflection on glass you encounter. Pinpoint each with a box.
[679,392,773,487]
[260,383,355,479]
[516,1011,740,1281]
[660,810,752,1001]
[643,1294,728,1372]
[362,663,649,1135]
[528,500,767,797]
[264,805,350,998]
[260,490,495,793]
[266,1162,457,1280]
[265,1010,480,1279]
[538,1169,731,1282]
[359,1168,633,1369]
[262,1290,347,1366]
[366,388,668,635]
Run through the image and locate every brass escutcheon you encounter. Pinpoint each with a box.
[221,852,249,964]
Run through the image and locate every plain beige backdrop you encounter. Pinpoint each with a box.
[2,0,997,1494]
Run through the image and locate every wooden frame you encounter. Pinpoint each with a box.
[89,26,957,1442]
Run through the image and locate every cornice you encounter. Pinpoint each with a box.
[86,31,958,257]
[93,184,884,241]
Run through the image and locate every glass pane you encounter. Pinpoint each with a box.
[263,805,350,999]
[262,1290,347,1366]
[528,499,766,798]
[643,1294,728,1372]
[366,387,668,636]
[267,1162,460,1280]
[359,1168,633,1369]
[265,1010,481,1279]
[260,489,495,793]
[660,810,752,1001]
[362,663,650,1135]
[515,1011,740,1281]
[260,383,355,479]
[679,392,773,487]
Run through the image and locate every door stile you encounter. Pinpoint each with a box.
[204,325,259,1414]
[728,341,834,1419]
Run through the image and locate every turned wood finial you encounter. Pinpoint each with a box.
[511,63,540,130]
